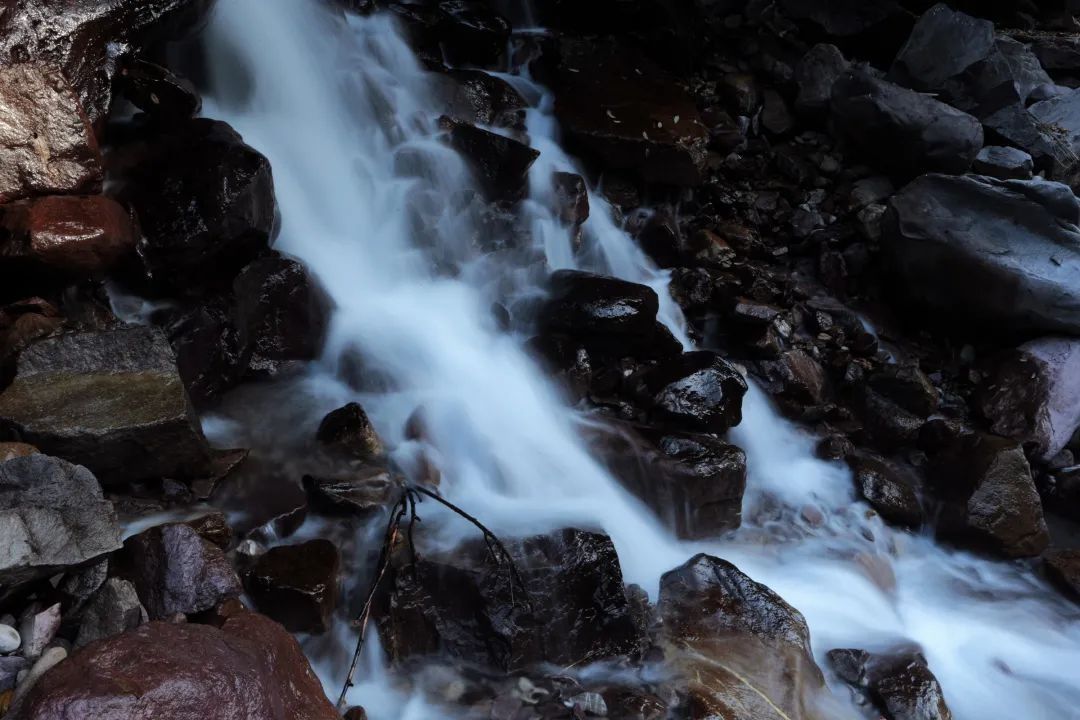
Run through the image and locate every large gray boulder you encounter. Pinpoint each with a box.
[830,69,983,176]
[884,174,1080,335]
[0,327,211,485]
[0,454,121,591]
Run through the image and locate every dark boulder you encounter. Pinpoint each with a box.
[829,647,953,720]
[436,1,511,68]
[0,63,101,204]
[972,145,1034,179]
[378,528,646,671]
[547,38,709,186]
[847,452,924,526]
[166,300,245,408]
[120,523,243,619]
[795,44,850,118]
[246,539,340,634]
[977,337,1080,462]
[316,402,383,459]
[117,118,276,296]
[1024,88,1080,188]
[658,554,834,720]
[830,69,983,176]
[641,351,747,433]
[760,349,829,406]
[116,58,201,121]
[0,454,121,590]
[927,433,1049,558]
[539,270,660,351]
[884,174,1080,335]
[18,610,339,720]
[0,327,211,484]
[1043,549,1080,604]
[444,119,538,203]
[433,68,525,129]
[74,577,147,648]
[982,102,1078,187]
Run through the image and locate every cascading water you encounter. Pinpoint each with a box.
[199,1,1080,718]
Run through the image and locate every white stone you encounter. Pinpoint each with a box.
[0,624,20,653]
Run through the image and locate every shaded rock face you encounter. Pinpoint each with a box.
[847,453,924,527]
[972,145,1034,180]
[19,612,339,720]
[978,337,1080,462]
[0,63,101,204]
[830,69,984,177]
[75,577,147,648]
[316,402,383,459]
[657,554,833,720]
[547,37,709,186]
[641,351,748,433]
[0,454,121,590]
[539,270,661,351]
[445,119,539,202]
[0,195,136,279]
[928,433,1049,558]
[829,647,953,720]
[116,58,202,122]
[885,174,1080,335]
[0,327,211,484]
[117,118,276,297]
[379,528,646,672]
[121,523,242,619]
[0,0,213,126]
[246,539,340,634]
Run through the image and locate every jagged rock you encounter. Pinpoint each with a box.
[847,453,924,526]
[445,119,539,203]
[928,433,1049,558]
[884,174,1080,335]
[0,63,101,204]
[658,554,834,720]
[1023,88,1080,188]
[547,38,709,186]
[0,454,120,590]
[316,403,383,459]
[977,337,1080,462]
[59,559,109,609]
[795,44,850,117]
[641,351,747,433]
[828,647,953,720]
[18,603,60,660]
[18,611,339,720]
[0,195,136,279]
[982,102,1078,187]
[246,539,340,634]
[120,523,242,619]
[972,145,1034,179]
[539,270,660,351]
[0,0,213,125]
[75,578,147,648]
[0,327,211,484]
[830,69,983,176]
[1043,549,1080,604]
[761,349,828,405]
[303,467,401,515]
[117,118,276,296]
[379,528,646,671]
[166,300,244,407]
[1008,30,1080,73]
[116,58,201,121]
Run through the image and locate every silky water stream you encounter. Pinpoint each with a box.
[195,1,1080,717]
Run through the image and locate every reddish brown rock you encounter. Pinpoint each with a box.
[316,402,383,460]
[0,195,136,276]
[0,63,101,204]
[0,442,37,461]
[18,613,338,720]
[246,539,341,634]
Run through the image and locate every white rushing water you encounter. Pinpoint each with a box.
[200,1,1080,718]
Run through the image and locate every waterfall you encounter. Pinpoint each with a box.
[200,1,1080,718]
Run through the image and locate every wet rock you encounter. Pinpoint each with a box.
[0,454,120,590]
[761,349,828,405]
[641,351,747,433]
[116,58,201,121]
[1042,549,1080,603]
[0,63,101,204]
[0,656,27,692]
[303,466,401,515]
[973,145,1034,180]
[0,0,213,125]
[553,172,590,226]
[884,174,1080,335]
[246,539,340,634]
[118,118,276,296]
[0,195,136,279]
[928,433,1049,558]
[75,578,147,648]
[977,337,1080,462]
[121,523,242,619]
[434,68,526,129]
[19,603,60,660]
[166,300,244,407]
[0,327,211,484]
[18,612,339,720]
[7,645,65,714]
[316,402,383,460]
[232,253,330,373]
[0,625,19,654]
[548,38,709,186]
[828,647,953,720]
[445,119,539,203]
[868,364,938,417]
[848,453,924,526]
[601,424,747,539]
[657,554,831,720]
[539,270,660,352]
[379,528,646,671]
[795,44,850,118]
[635,210,681,268]
[830,69,983,176]
[186,511,233,550]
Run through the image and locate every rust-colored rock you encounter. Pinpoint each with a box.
[0,195,136,276]
[0,442,37,461]
[18,613,339,720]
[246,539,340,634]
[0,63,101,203]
